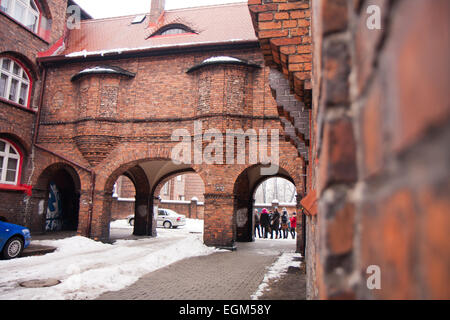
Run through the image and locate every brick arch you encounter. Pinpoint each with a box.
[29,161,82,233]
[125,166,150,195]
[232,162,300,242]
[250,174,296,201]
[33,161,82,192]
[152,167,198,197]
[96,143,173,192]
[0,132,30,157]
[98,143,207,195]
[0,51,39,81]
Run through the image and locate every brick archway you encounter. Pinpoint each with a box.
[89,154,209,241]
[232,163,303,244]
[31,162,81,234]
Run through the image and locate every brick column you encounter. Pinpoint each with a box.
[77,190,92,238]
[295,194,305,255]
[133,194,157,237]
[189,198,198,219]
[28,188,48,233]
[203,193,235,249]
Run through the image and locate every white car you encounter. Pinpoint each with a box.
[157,209,186,229]
[127,209,186,229]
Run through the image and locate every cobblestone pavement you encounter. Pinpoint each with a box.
[98,239,305,300]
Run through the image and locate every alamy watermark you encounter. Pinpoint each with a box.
[171,121,280,176]
[67,5,81,30]
[366,265,381,290]
[366,5,382,30]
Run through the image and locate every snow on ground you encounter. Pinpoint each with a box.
[251,251,302,300]
[0,219,220,300]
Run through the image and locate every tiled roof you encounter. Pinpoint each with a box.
[62,2,257,58]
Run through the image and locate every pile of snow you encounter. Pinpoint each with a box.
[251,252,302,300]
[0,219,218,300]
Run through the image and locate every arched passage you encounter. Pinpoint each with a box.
[233,164,302,244]
[153,170,205,220]
[101,158,203,241]
[34,163,81,233]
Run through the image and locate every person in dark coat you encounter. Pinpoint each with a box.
[281,209,289,239]
[270,208,281,239]
[254,209,261,238]
[260,208,271,239]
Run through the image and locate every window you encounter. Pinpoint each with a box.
[0,57,31,107]
[158,210,166,216]
[163,182,169,195]
[0,0,40,33]
[0,139,21,185]
[152,24,195,37]
[160,28,186,36]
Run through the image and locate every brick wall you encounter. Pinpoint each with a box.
[33,43,303,244]
[248,0,450,299]
[0,0,70,225]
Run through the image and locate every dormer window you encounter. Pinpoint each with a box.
[160,27,186,36]
[153,24,195,37]
[1,0,41,33]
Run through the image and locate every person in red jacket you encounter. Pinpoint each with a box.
[289,212,297,239]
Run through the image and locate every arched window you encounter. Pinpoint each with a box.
[0,0,41,33]
[160,28,187,36]
[0,57,31,107]
[0,139,21,185]
[153,24,195,37]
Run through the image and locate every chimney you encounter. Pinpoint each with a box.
[149,0,165,23]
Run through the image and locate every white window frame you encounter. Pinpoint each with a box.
[0,139,21,185]
[0,57,31,107]
[0,0,41,33]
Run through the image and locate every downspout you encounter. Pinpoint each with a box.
[33,65,96,238]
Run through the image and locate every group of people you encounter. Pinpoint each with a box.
[254,207,297,239]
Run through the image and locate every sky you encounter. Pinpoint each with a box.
[74,0,246,19]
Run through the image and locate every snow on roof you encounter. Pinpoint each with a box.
[186,55,260,73]
[78,66,117,73]
[202,56,243,63]
[71,65,136,81]
[64,39,251,59]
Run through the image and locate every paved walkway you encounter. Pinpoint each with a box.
[97,240,305,300]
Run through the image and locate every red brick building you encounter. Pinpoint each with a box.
[0,0,305,249]
[2,0,448,300]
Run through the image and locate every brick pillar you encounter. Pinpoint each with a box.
[28,188,48,233]
[203,193,235,249]
[77,190,92,238]
[295,194,305,255]
[189,198,198,219]
[90,191,113,242]
[133,193,157,237]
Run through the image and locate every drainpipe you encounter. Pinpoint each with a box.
[33,65,96,238]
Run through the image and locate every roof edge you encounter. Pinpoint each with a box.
[38,40,260,65]
[71,65,136,82]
